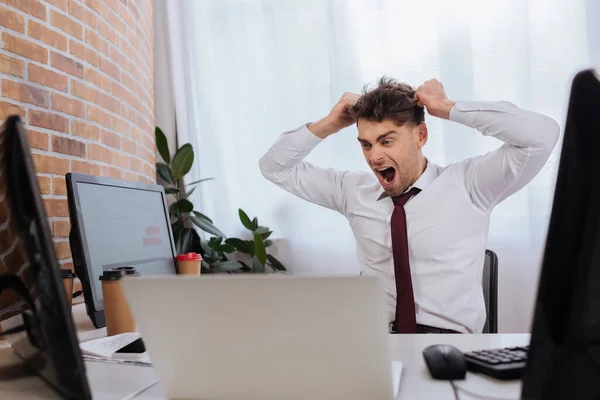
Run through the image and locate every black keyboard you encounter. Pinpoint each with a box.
[464,346,529,380]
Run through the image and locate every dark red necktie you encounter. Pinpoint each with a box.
[391,187,421,333]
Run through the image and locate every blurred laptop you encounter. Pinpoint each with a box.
[0,116,157,400]
[121,275,402,400]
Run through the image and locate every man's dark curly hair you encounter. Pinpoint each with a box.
[349,77,425,127]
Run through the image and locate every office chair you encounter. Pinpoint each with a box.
[482,249,499,333]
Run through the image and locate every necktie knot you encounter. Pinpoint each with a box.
[392,187,421,207]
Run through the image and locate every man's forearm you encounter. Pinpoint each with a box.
[308,117,338,139]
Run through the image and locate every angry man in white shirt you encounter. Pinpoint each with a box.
[259,78,559,333]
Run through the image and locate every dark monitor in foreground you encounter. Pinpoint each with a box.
[522,69,600,399]
[0,116,91,399]
[66,173,177,328]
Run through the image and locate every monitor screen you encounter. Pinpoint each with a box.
[0,116,90,399]
[67,173,176,324]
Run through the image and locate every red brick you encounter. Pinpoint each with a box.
[102,165,121,179]
[32,153,70,175]
[122,104,136,123]
[86,67,111,92]
[28,20,68,52]
[2,80,49,108]
[27,65,66,93]
[2,32,48,63]
[85,28,109,57]
[122,137,136,155]
[109,10,127,37]
[111,81,130,104]
[52,220,71,237]
[0,100,24,121]
[87,105,111,128]
[46,0,67,11]
[98,19,118,46]
[71,160,101,175]
[130,157,142,173]
[52,135,86,157]
[51,9,83,40]
[88,143,113,163]
[52,93,85,118]
[3,0,46,21]
[137,145,155,165]
[72,120,99,140]
[69,39,99,67]
[105,0,119,12]
[29,110,69,133]
[143,162,155,180]
[110,47,127,69]
[84,0,109,20]
[0,54,24,78]
[0,6,25,33]
[82,8,98,28]
[27,129,49,151]
[97,92,120,114]
[99,57,119,81]
[111,116,131,135]
[72,80,98,103]
[52,176,67,196]
[113,151,130,168]
[119,2,134,29]
[101,130,120,149]
[68,0,83,19]
[37,176,51,195]
[121,170,138,181]
[54,240,71,258]
[51,51,84,78]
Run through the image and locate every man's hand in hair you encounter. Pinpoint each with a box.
[415,79,455,120]
[309,92,360,139]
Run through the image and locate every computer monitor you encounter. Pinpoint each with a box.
[521,69,600,399]
[66,173,177,328]
[0,116,91,399]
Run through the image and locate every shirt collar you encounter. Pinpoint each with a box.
[377,159,439,201]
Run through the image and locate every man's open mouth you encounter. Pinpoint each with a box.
[375,166,396,184]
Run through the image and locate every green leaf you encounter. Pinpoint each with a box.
[185,178,213,186]
[192,211,213,224]
[176,199,194,213]
[213,261,244,273]
[176,228,193,254]
[225,238,252,254]
[256,227,272,240]
[239,209,254,231]
[252,255,265,273]
[157,163,175,185]
[252,217,258,230]
[253,231,267,265]
[164,187,180,195]
[171,143,194,180]
[264,240,273,247]
[218,244,236,253]
[190,215,226,237]
[186,185,198,198]
[200,240,215,258]
[169,202,180,217]
[267,254,286,271]
[155,126,171,164]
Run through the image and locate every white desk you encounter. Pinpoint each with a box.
[1,304,528,400]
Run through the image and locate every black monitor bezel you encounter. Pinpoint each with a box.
[66,172,177,329]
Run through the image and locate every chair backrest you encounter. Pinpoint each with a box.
[482,249,499,333]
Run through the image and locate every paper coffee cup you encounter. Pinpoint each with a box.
[177,253,202,275]
[100,267,140,336]
[61,269,75,306]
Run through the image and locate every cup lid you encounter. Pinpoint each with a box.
[61,269,75,279]
[99,267,140,281]
[176,252,202,261]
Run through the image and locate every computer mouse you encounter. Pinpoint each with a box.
[422,344,467,380]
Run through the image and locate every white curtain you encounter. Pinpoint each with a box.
[165,0,597,332]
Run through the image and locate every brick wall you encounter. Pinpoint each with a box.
[0,0,155,271]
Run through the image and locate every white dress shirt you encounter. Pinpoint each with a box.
[259,101,559,333]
